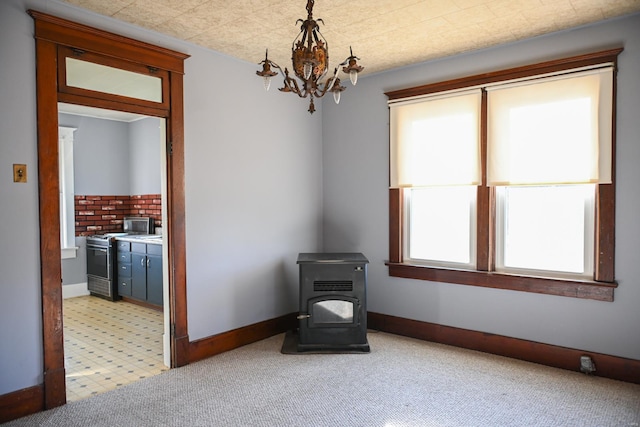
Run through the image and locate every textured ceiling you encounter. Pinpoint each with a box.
[63,0,640,77]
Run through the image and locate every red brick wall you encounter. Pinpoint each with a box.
[75,194,162,236]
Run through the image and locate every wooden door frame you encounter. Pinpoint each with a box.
[29,10,190,409]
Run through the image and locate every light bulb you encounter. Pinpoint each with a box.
[333,90,341,104]
[303,63,313,80]
[349,69,358,85]
[263,76,272,91]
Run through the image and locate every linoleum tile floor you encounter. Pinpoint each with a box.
[63,296,168,402]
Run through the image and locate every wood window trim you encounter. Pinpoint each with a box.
[386,48,623,101]
[386,49,622,302]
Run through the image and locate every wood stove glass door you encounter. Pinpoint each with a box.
[308,296,359,327]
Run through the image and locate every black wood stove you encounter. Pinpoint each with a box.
[295,253,370,352]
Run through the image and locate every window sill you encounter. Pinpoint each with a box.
[386,262,617,301]
[61,247,79,260]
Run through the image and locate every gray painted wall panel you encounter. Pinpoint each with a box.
[0,0,44,394]
[128,117,162,196]
[58,112,130,195]
[182,41,323,340]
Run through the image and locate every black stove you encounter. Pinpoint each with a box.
[86,235,119,300]
[86,217,154,301]
[86,233,129,246]
[295,253,370,352]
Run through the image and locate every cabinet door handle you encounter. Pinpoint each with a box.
[147,258,150,268]
[141,258,145,267]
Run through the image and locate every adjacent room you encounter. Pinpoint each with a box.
[1,0,639,424]
[58,106,169,400]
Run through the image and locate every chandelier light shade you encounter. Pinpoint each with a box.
[256,0,364,114]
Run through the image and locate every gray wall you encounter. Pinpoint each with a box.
[0,0,322,394]
[128,117,162,196]
[58,113,162,197]
[182,32,323,340]
[322,13,640,360]
[0,0,41,395]
[58,113,130,195]
[61,238,87,287]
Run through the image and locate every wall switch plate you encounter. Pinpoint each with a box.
[13,164,27,183]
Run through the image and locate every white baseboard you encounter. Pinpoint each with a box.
[62,282,89,299]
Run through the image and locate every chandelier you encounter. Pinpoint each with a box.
[256,0,364,114]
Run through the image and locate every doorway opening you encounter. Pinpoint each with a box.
[58,105,171,401]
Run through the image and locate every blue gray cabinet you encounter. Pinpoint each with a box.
[117,240,163,308]
[116,241,132,297]
[146,252,163,306]
[131,250,148,301]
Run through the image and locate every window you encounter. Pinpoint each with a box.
[65,57,163,103]
[495,184,595,279]
[386,49,621,301]
[405,186,477,269]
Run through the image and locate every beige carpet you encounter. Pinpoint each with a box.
[4,331,640,426]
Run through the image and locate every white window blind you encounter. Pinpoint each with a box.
[486,67,613,185]
[389,90,481,188]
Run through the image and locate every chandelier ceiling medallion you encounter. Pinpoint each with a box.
[256,0,364,114]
